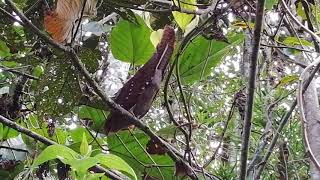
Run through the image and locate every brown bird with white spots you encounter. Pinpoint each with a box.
[104,25,176,135]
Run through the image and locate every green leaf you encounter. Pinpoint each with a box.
[32,65,44,78]
[283,36,312,46]
[265,0,277,10]
[77,105,108,132]
[0,40,11,58]
[172,0,196,30]
[297,2,307,19]
[179,33,244,84]
[65,157,99,173]
[70,127,93,143]
[85,172,105,180]
[0,124,3,140]
[157,125,183,139]
[96,153,137,180]
[110,14,155,65]
[108,131,174,179]
[2,126,19,140]
[80,133,90,156]
[32,145,78,167]
[276,75,299,87]
[0,61,18,68]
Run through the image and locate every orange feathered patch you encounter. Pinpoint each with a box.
[44,0,97,43]
[44,11,73,43]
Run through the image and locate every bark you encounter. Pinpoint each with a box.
[303,80,320,179]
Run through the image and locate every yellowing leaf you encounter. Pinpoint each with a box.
[276,75,299,88]
[150,29,163,47]
[44,0,97,43]
[172,0,196,30]
[231,21,254,29]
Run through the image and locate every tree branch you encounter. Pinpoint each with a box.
[2,1,211,179]
[0,115,122,179]
[239,0,265,179]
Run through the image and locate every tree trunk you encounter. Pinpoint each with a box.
[303,79,320,179]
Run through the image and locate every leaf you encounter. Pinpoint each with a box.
[265,0,277,10]
[184,15,199,36]
[32,145,78,167]
[297,2,307,20]
[44,0,98,43]
[179,33,244,84]
[0,61,18,68]
[77,105,108,131]
[0,40,11,58]
[157,125,183,138]
[282,36,312,46]
[108,131,174,179]
[150,29,164,47]
[172,0,196,30]
[96,153,137,180]
[32,65,44,78]
[80,133,89,156]
[85,172,105,180]
[2,126,19,140]
[70,127,94,143]
[65,157,99,173]
[276,75,299,87]
[232,21,254,29]
[0,124,3,140]
[110,14,155,65]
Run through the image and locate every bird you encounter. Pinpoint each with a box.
[104,25,175,135]
[44,0,97,43]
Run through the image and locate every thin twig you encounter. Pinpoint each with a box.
[0,145,28,153]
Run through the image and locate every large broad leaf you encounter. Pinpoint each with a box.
[110,15,155,65]
[172,0,196,30]
[32,145,79,167]
[95,153,137,180]
[107,131,174,179]
[179,33,244,84]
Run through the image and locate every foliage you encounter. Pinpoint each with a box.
[0,0,318,179]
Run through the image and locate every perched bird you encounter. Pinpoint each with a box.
[104,25,175,135]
